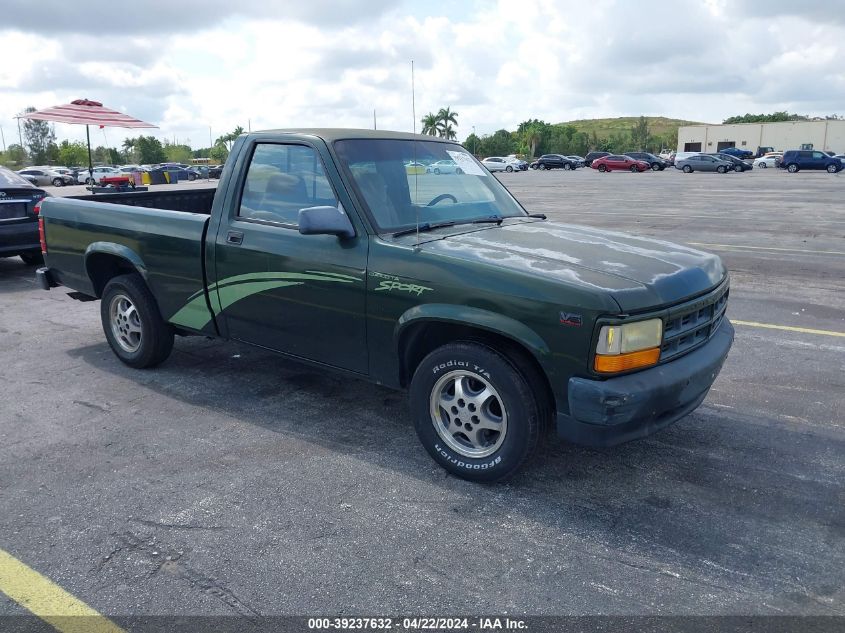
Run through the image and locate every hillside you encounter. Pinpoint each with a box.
[556,116,706,138]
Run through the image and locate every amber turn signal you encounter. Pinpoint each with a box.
[594,347,660,373]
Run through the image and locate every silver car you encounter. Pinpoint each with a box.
[675,154,733,173]
[425,160,462,175]
[481,157,515,172]
[16,168,74,187]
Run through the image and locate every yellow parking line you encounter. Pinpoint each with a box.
[0,548,124,633]
[689,242,845,256]
[733,320,845,338]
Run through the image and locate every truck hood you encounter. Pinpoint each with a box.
[418,221,726,312]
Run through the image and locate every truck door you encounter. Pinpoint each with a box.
[212,140,369,374]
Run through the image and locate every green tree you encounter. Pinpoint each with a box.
[216,125,246,151]
[478,129,516,157]
[421,113,439,136]
[464,133,481,155]
[22,107,56,164]
[164,141,193,164]
[630,116,650,151]
[209,142,229,164]
[436,107,459,139]
[517,119,550,157]
[0,144,28,169]
[126,135,166,164]
[722,112,806,124]
[57,140,88,166]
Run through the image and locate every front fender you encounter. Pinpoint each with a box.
[395,303,551,361]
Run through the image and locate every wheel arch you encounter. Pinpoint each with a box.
[84,242,148,298]
[395,305,556,418]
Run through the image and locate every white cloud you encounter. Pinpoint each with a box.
[2,0,844,150]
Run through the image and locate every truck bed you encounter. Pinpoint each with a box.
[40,194,214,332]
[69,187,216,214]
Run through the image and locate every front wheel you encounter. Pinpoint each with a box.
[630,165,638,172]
[682,165,692,173]
[717,165,727,173]
[651,163,660,171]
[505,165,513,172]
[86,177,95,185]
[563,163,571,170]
[52,177,64,187]
[100,274,174,369]
[759,162,767,169]
[538,164,546,170]
[434,168,440,175]
[827,164,838,173]
[598,164,607,172]
[410,342,542,482]
[455,167,463,175]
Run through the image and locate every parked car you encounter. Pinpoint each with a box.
[534,154,577,170]
[36,128,734,482]
[567,156,586,168]
[778,150,843,173]
[584,151,610,167]
[77,166,122,185]
[505,156,528,171]
[481,156,516,172]
[208,164,224,179]
[0,166,49,265]
[426,160,462,175]
[714,153,753,172]
[755,146,775,158]
[591,155,650,173]
[150,165,202,181]
[672,152,704,165]
[753,156,779,169]
[675,155,733,173]
[719,147,754,159]
[624,152,668,171]
[16,168,74,187]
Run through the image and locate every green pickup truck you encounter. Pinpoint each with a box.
[36,129,733,481]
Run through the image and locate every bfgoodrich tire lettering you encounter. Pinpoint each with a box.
[100,273,174,368]
[409,342,541,482]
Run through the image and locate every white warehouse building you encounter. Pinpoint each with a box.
[676,120,845,155]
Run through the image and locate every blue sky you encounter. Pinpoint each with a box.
[2,0,844,149]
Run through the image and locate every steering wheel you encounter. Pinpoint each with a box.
[427,193,458,206]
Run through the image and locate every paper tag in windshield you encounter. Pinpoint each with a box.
[446,151,486,176]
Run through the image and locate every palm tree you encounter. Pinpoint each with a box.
[436,107,459,139]
[421,113,439,136]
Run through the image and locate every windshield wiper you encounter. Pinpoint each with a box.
[528,213,547,219]
[471,216,504,225]
[392,221,456,237]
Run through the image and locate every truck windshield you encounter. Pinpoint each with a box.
[333,139,526,233]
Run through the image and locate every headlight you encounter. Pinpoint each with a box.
[594,318,662,373]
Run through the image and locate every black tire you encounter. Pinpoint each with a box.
[19,252,43,266]
[563,163,571,170]
[717,165,727,173]
[682,165,692,173]
[188,174,197,181]
[630,165,638,172]
[651,163,660,171]
[100,274,174,369]
[52,177,64,187]
[506,165,513,172]
[826,164,838,173]
[787,163,798,173]
[538,164,546,170]
[86,177,95,185]
[434,168,440,175]
[759,162,767,169]
[409,342,542,482]
[455,167,463,175]
[598,164,607,172]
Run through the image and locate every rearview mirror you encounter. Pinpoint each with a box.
[298,205,355,239]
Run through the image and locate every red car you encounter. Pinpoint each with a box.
[591,155,650,172]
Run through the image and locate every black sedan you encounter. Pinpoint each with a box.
[624,152,669,171]
[208,164,224,179]
[150,165,202,182]
[534,154,577,170]
[714,153,753,172]
[0,166,48,265]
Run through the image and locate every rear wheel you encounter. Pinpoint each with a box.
[410,342,542,482]
[682,165,692,173]
[787,164,798,173]
[759,162,767,168]
[598,164,607,172]
[100,274,174,369]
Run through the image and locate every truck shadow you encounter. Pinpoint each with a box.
[67,336,844,601]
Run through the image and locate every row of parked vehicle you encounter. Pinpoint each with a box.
[15,162,225,188]
[670,149,844,174]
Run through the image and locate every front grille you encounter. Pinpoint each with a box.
[660,281,729,362]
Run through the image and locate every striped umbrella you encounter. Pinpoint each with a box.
[19,99,158,188]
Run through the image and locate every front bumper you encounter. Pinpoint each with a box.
[556,319,734,446]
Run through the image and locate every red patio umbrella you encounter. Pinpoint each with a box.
[19,99,158,189]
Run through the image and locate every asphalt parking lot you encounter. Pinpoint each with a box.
[0,167,843,622]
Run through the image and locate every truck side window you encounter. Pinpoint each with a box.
[239,143,338,225]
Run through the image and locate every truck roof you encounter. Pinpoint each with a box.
[250,128,456,143]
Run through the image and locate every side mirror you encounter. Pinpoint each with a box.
[298,205,355,239]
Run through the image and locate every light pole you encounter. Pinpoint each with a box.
[472,126,476,156]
